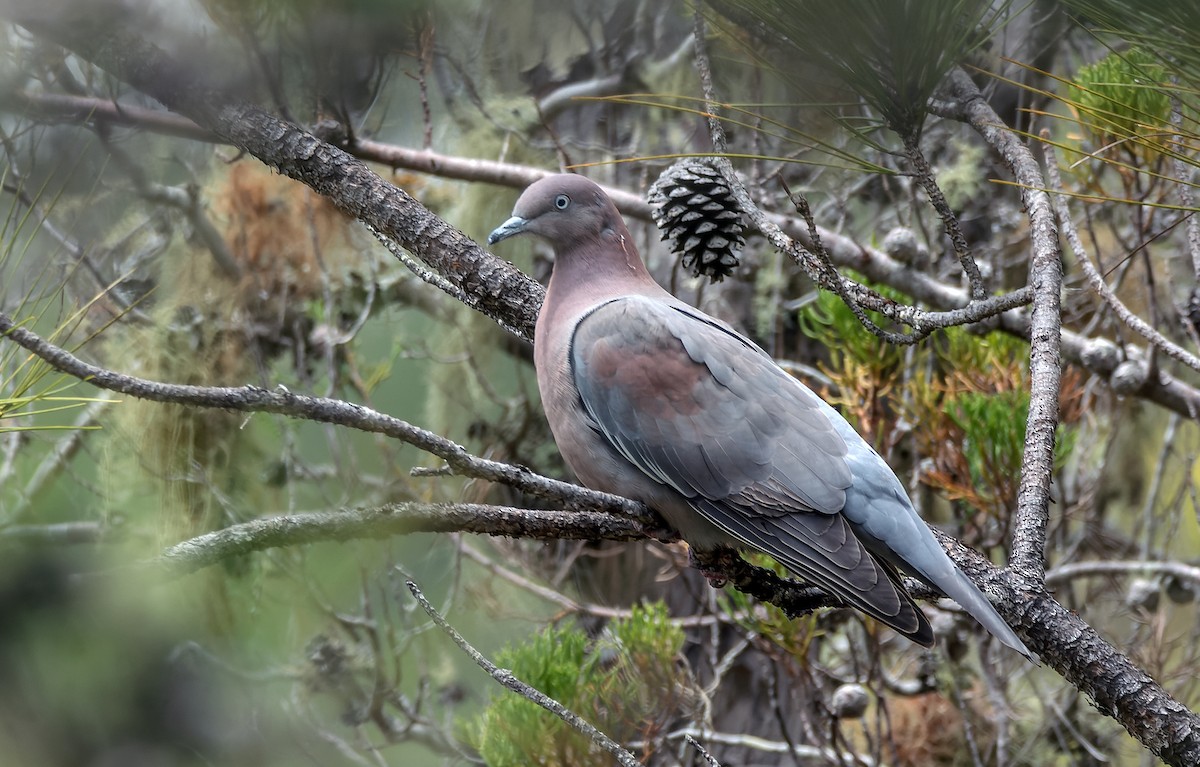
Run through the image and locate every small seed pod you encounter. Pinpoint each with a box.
[830,683,870,719]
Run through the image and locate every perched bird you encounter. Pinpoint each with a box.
[489,174,1032,659]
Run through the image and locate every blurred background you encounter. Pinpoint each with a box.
[0,1,1198,765]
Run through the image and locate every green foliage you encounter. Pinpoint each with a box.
[717,0,1008,136]
[471,603,689,766]
[796,278,905,381]
[797,281,1080,520]
[1069,47,1171,153]
[947,388,1075,493]
[1028,5,1200,209]
[796,276,906,437]
[1059,0,1200,85]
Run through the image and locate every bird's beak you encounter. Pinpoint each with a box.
[487,216,528,245]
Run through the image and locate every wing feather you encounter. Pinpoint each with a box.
[570,296,936,643]
[571,297,852,510]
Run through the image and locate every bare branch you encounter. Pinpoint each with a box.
[1043,137,1200,375]
[685,734,723,767]
[901,134,988,300]
[13,89,219,142]
[156,504,650,577]
[406,579,644,767]
[944,69,1063,584]
[0,310,646,519]
[456,541,743,628]
[662,728,879,766]
[1045,560,1200,589]
[1169,93,1200,287]
[932,526,1200,766]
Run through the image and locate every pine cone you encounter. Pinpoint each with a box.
[648,159,745,282]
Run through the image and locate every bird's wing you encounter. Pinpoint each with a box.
[570,296,931,642]
[571,295,851,510]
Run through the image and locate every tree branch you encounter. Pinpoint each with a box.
[932,528,1200,766]
[406,579,643,767]
[943,69,1063,584]
[157,503,650,577]
[0,311,645,520]
[9,88,1200,417]
[1044,560,1200,589]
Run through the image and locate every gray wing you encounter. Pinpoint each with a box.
[570,296,932,642]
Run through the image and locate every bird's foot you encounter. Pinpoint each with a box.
[688,547,732,589]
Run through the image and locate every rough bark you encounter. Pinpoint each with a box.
[12,7,543,341]
[935,530,1200,766]
[4,8,1199,766]
[944,70,1063,584]
[158,504,650,578]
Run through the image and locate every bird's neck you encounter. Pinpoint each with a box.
[547,224,661,302]
[537,223,667,360]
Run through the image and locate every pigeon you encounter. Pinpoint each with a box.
[488,173,1031,658]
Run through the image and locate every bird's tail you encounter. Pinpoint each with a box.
[920,562,1035,661]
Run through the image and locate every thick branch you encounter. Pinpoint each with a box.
[10,89,1200,417]
[933,529,1200,767]
[158,503,649,577]
[945,68,1063,583]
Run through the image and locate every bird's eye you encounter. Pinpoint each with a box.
[554,194,570,210]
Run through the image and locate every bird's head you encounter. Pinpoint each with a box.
[487,174,621,251]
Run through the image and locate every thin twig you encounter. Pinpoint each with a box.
[901,134,988,300]
[1043,138,1200,376]
[406,579,643,767]
[692,7,727,156]
[776,175,924,344]
[1138,414,1182,562]
[0,310,646,519]
[456,541,742,628]
[659,728,880,766]
[362,221,470,305]
[686,734,722,767]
